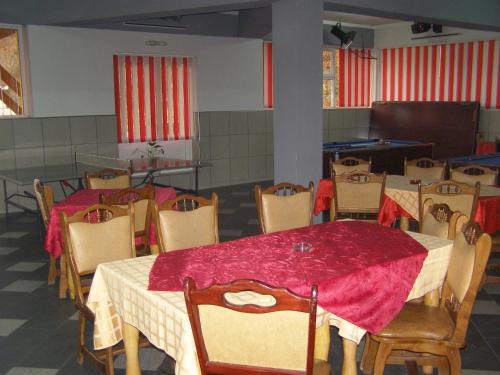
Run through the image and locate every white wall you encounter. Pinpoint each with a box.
[375,23,500,49]
[26,26,264,117]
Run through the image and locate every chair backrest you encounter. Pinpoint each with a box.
[60,204,135,303]
[331,171,386,220]
[84,168,131,189]
[99,185,155,233]
[184,277,318,375]
[255,182,314,234]
[152,193,219,252]
[330,156,371,176]
[33,179,54,228]
[420,200,468,240]
[440,222,492,346]
[451,165,498,186]
[418,180,480,221]
[405,157,446,180]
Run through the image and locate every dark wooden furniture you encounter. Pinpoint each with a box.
[369,101,480,159]
[323,139,433,177]
[361,222,492,375]
[184,277,331,375]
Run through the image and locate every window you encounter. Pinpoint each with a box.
[323,50,335,108]
[263,42,374,109]
[0,25,27,116]
[113,54,196,143]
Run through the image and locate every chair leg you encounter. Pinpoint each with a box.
[373,342,392,375]
[77,312,85,364]
[361,335,379,374]
[104,347,115,375]
[437,356,450,375]
[59,255,68,299]
[47,255,58,285]
[405,360,418,375]
[446,348,461,375]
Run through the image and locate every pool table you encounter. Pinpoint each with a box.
[323,139,434,177]
[448,153,500,170]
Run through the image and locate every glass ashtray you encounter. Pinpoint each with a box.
[292,242,313,253]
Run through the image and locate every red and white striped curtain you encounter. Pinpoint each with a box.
[379,40,500,108]
[263,42,273,108]
[337,49,374,107]
[113,54,195,143]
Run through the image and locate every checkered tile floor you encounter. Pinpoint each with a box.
[0,181,499,375]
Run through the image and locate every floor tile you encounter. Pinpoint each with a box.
[68,311,79,321]
[114,348,166,370]
[0,247,19,256]
[1,280,45,293]
[5,368,58,375]
[247,218,259,225]
[0,319,27,336]
[218,209,236,214]
[0,232,29,239]
[473,300,500,315]
[219,229,243,237]
[231,191,250,196]
[7,262,46,272]
[462,370,500,375]
[239,202,256,208]
[483,284,500,295]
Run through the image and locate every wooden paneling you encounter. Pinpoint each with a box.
[369,102,479,159]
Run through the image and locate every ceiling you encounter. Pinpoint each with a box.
[323,11,401,27]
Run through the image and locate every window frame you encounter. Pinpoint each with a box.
[0,23,31,118]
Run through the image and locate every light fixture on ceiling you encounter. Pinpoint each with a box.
[330,22,356,49]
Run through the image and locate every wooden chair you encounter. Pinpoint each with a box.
[99,185,155,255]
[418,180,480,224]
[60,204,141,375]
[152,193,219,252]
[33,179,59,285]
[184,277,331,375]
[405,157,446,180]
[361,222,492,375]
[330,156,371,176]
[84,169,131,189]
[330,171,386,222]
[420,200,468,240]
[450,164,498,186]
[255,182,314,234]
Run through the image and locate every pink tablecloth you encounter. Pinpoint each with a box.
[45,187,176,258]
[149,220,428,333]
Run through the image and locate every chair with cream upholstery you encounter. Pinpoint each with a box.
[99,185,155,255]
[405,157,446,180]
[450,165,498,186]
[361,222,492,375]
[255,182,314,234]
[420,200,468,240]
[152,193,219,252]
[330,171,386,222]
[60,203,142,375]
[33,179,59,285]
[84,169,131,189]
[184,277,331,375]
[418,180,480,223]
[330,156,371,176]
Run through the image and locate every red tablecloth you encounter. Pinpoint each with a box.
[149,220,428,333]
[314,178,500,233]
[476,142,497,155]
[44,187,176,258]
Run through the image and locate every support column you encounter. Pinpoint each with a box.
[272,0,324,187]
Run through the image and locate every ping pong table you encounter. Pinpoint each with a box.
[0,153,208,217]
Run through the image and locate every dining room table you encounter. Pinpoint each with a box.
[44,186,177,259]
[314,175,500,233]
[87,220,454,375]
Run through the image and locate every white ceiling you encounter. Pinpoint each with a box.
[324,11,402,27]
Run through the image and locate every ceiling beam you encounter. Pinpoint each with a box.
[324,0,500,32]
[0,0,275,26]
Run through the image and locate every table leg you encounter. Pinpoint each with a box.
[123,322,141,375]
[342,338,358,375]
[399,216,409,231]
[314,323,330,361]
